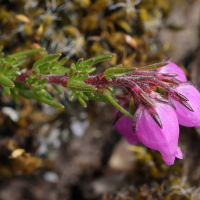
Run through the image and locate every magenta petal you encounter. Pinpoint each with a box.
[175,147,183,159]
[158,61,187,82]
[161,153,175,165]
[135,102,181,165]
[114,110,139,145]
[168,85,200,127]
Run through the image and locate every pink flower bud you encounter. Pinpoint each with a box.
[167,84,200,127]
[135,102,182,165]
[157,60,187,82]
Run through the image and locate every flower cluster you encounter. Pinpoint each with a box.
[114,60,200,165]
[1,47,198,166]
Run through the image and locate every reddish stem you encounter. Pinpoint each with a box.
[15,71,143,95]
[15,71,29,84]
[15,72,70,87]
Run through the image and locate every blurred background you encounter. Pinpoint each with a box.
[0,0,200,199]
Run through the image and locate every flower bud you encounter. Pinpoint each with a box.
[167,84,200,127]
[135,102,182,165]
[157,60,187,82]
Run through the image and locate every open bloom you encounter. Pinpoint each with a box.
[157,60,187,82]
[167,84,200,127]
[134,101,182,165]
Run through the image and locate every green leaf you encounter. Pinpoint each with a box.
[9,72,21,77]
[2,86,10,96]
[84,92,117,103]
[105,90,132,119]
[37,62,51,72]
[54,57,69,68]
[34,89,47,97]
[33,92,64,108]
[77,54,115,69]
[105,76,114,82]
[11,48,44,57]
[10,88,19,103]
[44,91,53,100]
[0,61,7,73]
[85,67,96,74]
[77,94,87,107]
[0,73,14,87]
[136,61,169,71]
[14,82,29,90]
[19,90,37,99]
[67,79,97,92]
[33,53,61,70]
[52,68,70,74]
[52,85,62,94]
[69,63,76,78]
[69,92,76,101]
[76,58,84,68]
[34,89,53,100]
[82,93,89,101]
[104,66,136,76]
[25,77,34,85]
[75,72,89,81]
[6,60,25,70]
[38,77,48,85]
[105,86,116,94]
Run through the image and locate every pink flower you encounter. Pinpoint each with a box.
[157,60,187,82]
[114,113,139,144]
[135,102,182,165]
[114,101,139,145]
[167,84,200,127]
